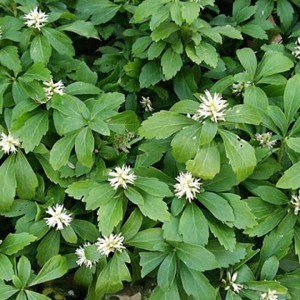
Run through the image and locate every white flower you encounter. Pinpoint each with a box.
[43,79,65,101]
[96,233,125,256]
[291,191,300,215]
[260,289,278,300]
[24,7,48,30]
[0,27,2,40]
[292,37,300,59]
[108,165,136,190]
[174,172,201,202]
[222,272,243,294]
[75,242,98,269]
[196,90,228,123]
[140,96,154,112]
[255,132,277,149]
[232,81,252,95]
[44,204,72,230]
[0,133,20,154]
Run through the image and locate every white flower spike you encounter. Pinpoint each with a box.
[24,7,48,30]
[196,90,228,123]
[292,37,300,59]
[260,289,278,300]
[222,271,243,294]
[108,165,136,190]
[0,133,20,154]
[255,132,277,149]
[232,81,252,95]
[174,172,201,202]
[96,233,125,256]
[43,79,65,101]
[44,204,72,230]
[291,191,300,215]
[140,96,154,112]
[75,242,98,269]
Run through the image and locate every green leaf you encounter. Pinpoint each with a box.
[244,86,268,111]
[30,35,52,65]
[83,183,116,210]
[58,20,98,39]
[198,192,235,223]
[0,46,21,74]
[139,111,195,139]
[186,141,220,180]
[61,225,77,244]
[95,252,131,296]
[0,283,18,300]
[286,137,300,153]
[121,209,143,241]
[223,193,257,229]
[18,111,49,153]
[217,25,242,40]
[49,133,77,170]
[36,230,60,265]
[21,63,51,82]
[65,82,101,95]
[0,254,14,281]
[277,0,294,29]
[256,52,293,80]
[41,28,74,57]
[219,130,256,182]
[77,0,119,25]
[181,2,200,24]
[283,74,300,125]
[171,124,201,163]
[174,242,218,271]
[180,264,216,300]
[135,177,173,197]
[98,197,123,235]
[225,104,261,125]
[207,241,247,268]
[15,151,38,199]
[151,22,179,42]
[124,187,144,205]
[250,186,289,205]
[29,255,68,286]
[75,127,94,168]
[179,203,209,246]
[199,121,218,146]
[17,256,31,287]
[241,24,268,40]
[140,252,167,278]
[0,156,16,212]
[133,0,163,22]
[26,291,51,300]
[206,215,236,251]
[276,161,300,189]
[139,61,162,88]
[157,252,177,290]
[260,256,279,280]
[76,62,97,85]
[127,228,169,252]
[0,233,37,255]
[72,220,99,242]
[150,283,180,300]
[138,193,170,222]
[195,42,218,68]
[161,48,182,80]
[245,209,286,237]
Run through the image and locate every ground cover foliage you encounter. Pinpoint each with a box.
[0,0,300,299]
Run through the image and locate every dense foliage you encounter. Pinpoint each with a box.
[0,0,300,299]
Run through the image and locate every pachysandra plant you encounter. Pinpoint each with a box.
[0,0,299,299]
